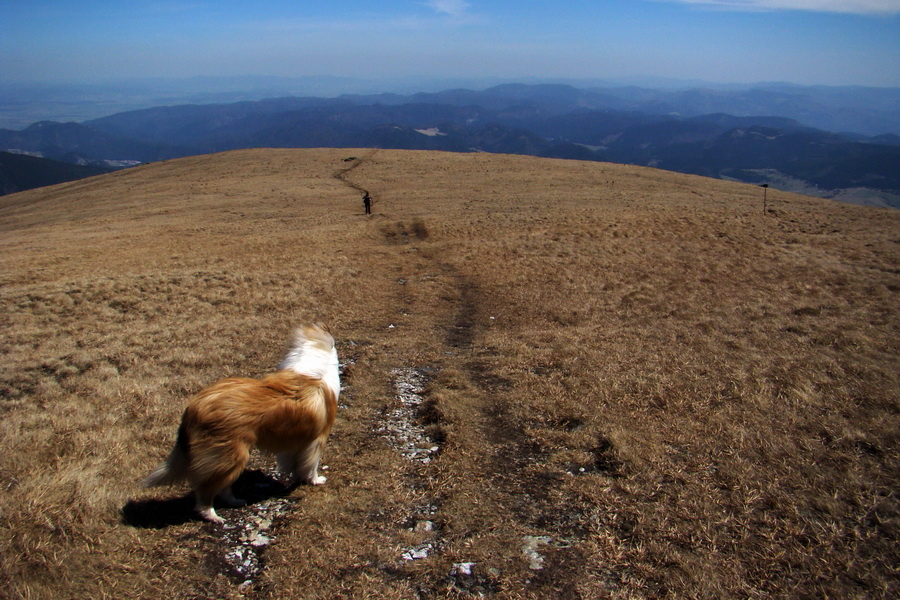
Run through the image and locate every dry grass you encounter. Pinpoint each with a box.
[1,148,897,599]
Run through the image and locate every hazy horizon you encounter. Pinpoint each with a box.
[2,1,899,89]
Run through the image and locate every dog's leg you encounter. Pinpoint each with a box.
[195,480,246,523]
[192,443,250,523]
[296,437,327,485]
[275,451,298,479]
[194,485,226,524]
[278,448,324,485]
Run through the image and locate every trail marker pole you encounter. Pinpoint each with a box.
[760,184,769,214]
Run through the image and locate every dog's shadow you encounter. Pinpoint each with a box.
[121,469,295,529]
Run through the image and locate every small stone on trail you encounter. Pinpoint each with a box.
[522,535,553,570]
[452,562,476,576]
[402,543,433,561]
[414,520,435,532]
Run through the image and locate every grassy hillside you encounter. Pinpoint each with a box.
[1,149,897,599]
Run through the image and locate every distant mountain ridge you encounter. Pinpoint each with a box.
[339,83,900,136]
[1,83,898,205]
[4,77,897,133]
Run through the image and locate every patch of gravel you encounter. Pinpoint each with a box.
[447,561,500,596]
[377,368,440,464]
[375,367,452,568]
[219,489,295,587]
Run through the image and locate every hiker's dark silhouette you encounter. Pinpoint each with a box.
[362,192,372,215]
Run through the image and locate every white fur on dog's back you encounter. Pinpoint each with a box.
[277,324,340,398]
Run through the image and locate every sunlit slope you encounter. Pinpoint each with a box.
[2,149,897,599]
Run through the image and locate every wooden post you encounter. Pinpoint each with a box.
[760,184,769,214]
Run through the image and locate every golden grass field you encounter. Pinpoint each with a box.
[1,148,897,599]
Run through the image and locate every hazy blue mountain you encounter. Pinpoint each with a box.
[0,120,185,165]
[593,84,900,135]
[1,83,897,203]
[340,83,900,135]
[0,76,404,130]
[3,78,898,133]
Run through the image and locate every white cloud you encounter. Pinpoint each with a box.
[425,0,472,18]
[660,0,900,15]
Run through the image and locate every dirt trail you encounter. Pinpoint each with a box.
[324,149,595,593]
[363,231,488,592]
[312,209,595,595]
[332,149,379,195]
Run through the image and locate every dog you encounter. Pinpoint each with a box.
[143,324,340,523]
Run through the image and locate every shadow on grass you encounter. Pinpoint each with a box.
[122,469,293,529]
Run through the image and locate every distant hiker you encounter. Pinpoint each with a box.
[362,192,372,215]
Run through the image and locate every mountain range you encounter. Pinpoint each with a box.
[1,82,898,206]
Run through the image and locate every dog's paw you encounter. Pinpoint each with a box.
[198,507,225,524]
[309,475,327,485]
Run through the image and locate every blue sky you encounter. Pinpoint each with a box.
[1,0,898,87]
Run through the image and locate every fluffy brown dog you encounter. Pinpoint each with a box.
[143,325,340,523]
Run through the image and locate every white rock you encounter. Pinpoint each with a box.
[522,535,553,570]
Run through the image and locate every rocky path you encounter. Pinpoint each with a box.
[338,223,595,596]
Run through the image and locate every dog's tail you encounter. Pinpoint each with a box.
[142,422,191,487]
